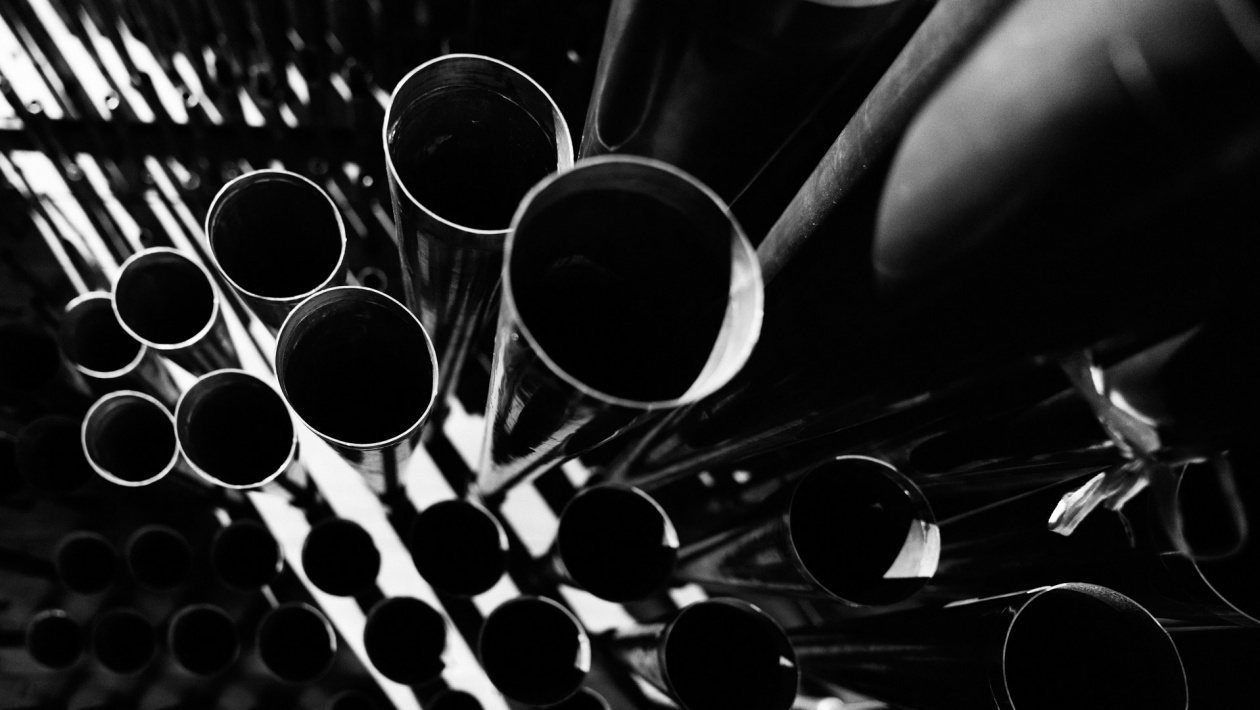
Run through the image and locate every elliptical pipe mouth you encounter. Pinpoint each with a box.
[112,247,222,353]
[205,170,347,327]
[174,369,297,489]
[82,390,179,487]
[125,525,192,591]
[363,596,447,685]
[210,519,284,592]
[17,415,94,495]
[168,604,240,677]
[996,583,1187,710]
[407,499,508,597]
[275,286,438,452]
[658,598,798,710]
[25,609,84,670]
[553,484,679,602]
[257,602,338,684]
[59,292,147,379]
[91,608,156,675]
[301,517,381,597]
[478,596,590,706]
[54,531,117,595]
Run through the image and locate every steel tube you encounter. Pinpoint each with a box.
[24,610,84,670]
[479,155,762,500]
[54,531,117,595]
[604,0,1260,491]
[58,291,179,405]
[581,0,918,203]
[174,369,298,490]
[112,247,239,376]
[82,390,179,487]
[406,498,508,597]
[16,415,94,495]
[548,483,679,602]
[757,0,1017,280]
[384,53,573,410]
[125,524,192,592]
[275,286,438,491]
[674,456,938,606]
[478,596,590,706]
[608,597,798,710]
[168,604,240,677]
[205,170,347,330]
[791,583,1187,710]
[91,608,156,675]
[256,602,338,684]
[209,519,284,592]
[0,319,91,416]
[362,596,446,685]
[300,517,381,598]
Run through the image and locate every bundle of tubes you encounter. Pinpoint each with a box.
[3,0,1260,708]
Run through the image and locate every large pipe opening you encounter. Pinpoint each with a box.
[363,596,446,684]
[1001,585,1186,710]
[301,518,381,597]
[555,485,678,602]
[210,520,284,591]
[257,603,338,683]
[408,499,507,597]
[176,370,295,488]
[113,248,218,349]
[276,287,436,448]
[83,392,177,487]
[207,171,345,301]
[478,596,589,706]
[662,599,798,710]
[789,457,936,606]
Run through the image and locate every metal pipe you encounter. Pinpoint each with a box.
[275,286,438,492]
[580,0,920,204]
[256,602,338,684]
[383,53,574,412]
[608,597,798,710]
[362,596,446,685]
[547,483,679,602]
[174,369,298,490]
[24,609,84,670]
[210,519,284,592]
[674,456,937,606]
[112,247,239,376]
[82,390,180,487]
[478,155,762,500]
[300,517,381,598]
[125,524,192,591]
[791,583,1187,710]
[58,292,180,406]
[0,319,92,416]
[91,608,156,675]
[205,170,348,330]
[54,531,118,595]
[478,596,590,706]
[168,603,240,677]
[756,0,1017,280]
[605,0,1260,492]
[406,498,508,597]
[16,415,94,495]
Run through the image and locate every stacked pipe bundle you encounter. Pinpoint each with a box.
[3,0,1259,708]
